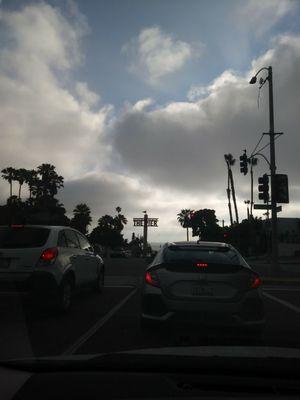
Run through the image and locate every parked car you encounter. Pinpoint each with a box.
[141,241,265,337]
[0,225,105,312]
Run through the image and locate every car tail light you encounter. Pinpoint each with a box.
[251,274,262,289]
[145,271,159,287]
[40,247,58,263]
[196,262,208,268]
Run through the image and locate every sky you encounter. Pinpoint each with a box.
[0,0,300,243]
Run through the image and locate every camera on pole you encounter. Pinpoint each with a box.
[258,174,269,203]
[240,151,248,175]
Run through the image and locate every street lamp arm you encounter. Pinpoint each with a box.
[249,67,269,84]
[251,152,271,167]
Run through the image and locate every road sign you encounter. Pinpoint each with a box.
[254,204,282,212]
[133,218,158,227]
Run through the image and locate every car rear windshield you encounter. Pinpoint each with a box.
[0,227,50,248]
[164,245,244,266]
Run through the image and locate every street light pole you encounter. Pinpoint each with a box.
[250,66,279,272]
[268,66,279,272]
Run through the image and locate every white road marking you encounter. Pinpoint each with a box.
[263,291,300,313]
[62,288,138,355]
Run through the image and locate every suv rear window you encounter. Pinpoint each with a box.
[0,227,50,248]
[164,245,243,265]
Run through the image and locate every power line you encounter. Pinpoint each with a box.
[256,134,281,154]
[250,133,265,157]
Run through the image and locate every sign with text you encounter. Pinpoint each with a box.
[133,218,158,227]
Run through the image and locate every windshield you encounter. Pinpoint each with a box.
[0,227,50,248]
[164,246,243,265]
[1,0,300,372]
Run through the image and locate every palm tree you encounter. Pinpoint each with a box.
[70,203,92,234]
[15,168,28,199]
[1,167,17,198]
[24,169,38,199]
[34,164,64,198]
[224,154,239,225]
[177,209,193,241]
[115,207,128,232]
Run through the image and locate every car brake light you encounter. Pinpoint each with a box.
[251,274,262,289]
[145,271,159,287]
[40,247,58,262]
[196,262,208,268]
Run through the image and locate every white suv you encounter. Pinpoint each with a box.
[0,225,105,312]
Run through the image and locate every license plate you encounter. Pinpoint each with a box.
[0,259,10,269]
[191,286,213,296]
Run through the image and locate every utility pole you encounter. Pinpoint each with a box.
[250,66,279,272]
[268,66,279,272]
[143,212,148,257]
[250,162,254,217]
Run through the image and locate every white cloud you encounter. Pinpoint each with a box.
[132,98,154,112]
[0,3,112,181]
[234,0,297,36]
[122,26,200,85]
[114,34,300,224]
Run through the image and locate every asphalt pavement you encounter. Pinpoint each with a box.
[1,257,300,361]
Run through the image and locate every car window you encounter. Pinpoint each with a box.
[57,231,68,248]
[64,230,80,249]
[0,227,50,248]
[164,246,242,265]
[77,232,92,251]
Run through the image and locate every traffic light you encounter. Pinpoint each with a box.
[258,174,269,203]
[274,174,289,203]
[240,153,248,175]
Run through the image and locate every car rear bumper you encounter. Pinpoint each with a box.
[141,288,265,328]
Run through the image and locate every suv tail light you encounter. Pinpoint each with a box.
[40,247,58,264]
[145,271,160,287]
[251,274,262,289]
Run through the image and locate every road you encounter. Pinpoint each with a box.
[1,258,300,360]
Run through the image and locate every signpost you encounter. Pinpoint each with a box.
[254,204,282,212]
[133,212,158,256]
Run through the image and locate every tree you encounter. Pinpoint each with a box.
[70,203,92,234]
[224,154,239,225]
[114,206,128,232]
[190,209,222,241]
[15,168,28,199]
[24,169,38,199]
[32,164,64,198]
[1,167,17,198]
[177,209,194,241]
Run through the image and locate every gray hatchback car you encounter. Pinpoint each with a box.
[0,225,105,312]
[141,241,265,336]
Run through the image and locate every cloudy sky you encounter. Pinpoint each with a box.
[0,0,300,243]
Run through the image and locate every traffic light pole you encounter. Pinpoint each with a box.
[268,66,279,272]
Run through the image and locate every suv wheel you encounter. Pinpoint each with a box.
[57,278,73,313]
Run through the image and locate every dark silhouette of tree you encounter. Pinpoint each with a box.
[177,209,193,241]
[31,164,64,198]
[70,203,92,234]
[1,167,17,198]
[190,209,222,241]
[24,169,38,199]
[114,206,128,232]
[15,168,28,199]
[224,154,239,225]
[89,209,127,251]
